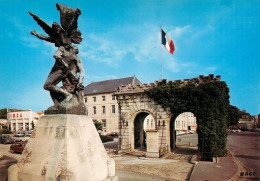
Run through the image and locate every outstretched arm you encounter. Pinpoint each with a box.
[30,30,55,43]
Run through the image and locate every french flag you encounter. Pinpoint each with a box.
[161,29,175,54]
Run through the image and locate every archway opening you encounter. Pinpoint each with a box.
[134,112,149,150]
[170,112,198,151]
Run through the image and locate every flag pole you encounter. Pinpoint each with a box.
[160,26,163,80]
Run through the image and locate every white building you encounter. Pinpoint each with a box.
[237,110,256,130]
[143,114,156,131]
[7,110,43,132]
[84,76,141,134]
[0,119,8,130]
[175,112,197,131]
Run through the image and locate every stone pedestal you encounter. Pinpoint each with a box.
[8,114,117,181]
[146,130,159,158]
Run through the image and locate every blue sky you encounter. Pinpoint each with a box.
[0,0,259,115]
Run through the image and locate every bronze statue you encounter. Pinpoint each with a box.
[29,4,86,115]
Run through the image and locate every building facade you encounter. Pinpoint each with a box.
[7,110,42,132]
[175,112,197,131]
[84,76,141,134]
[0,119,8,130]
[237,110,256,130]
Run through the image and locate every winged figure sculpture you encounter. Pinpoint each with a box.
[29,4,86,115]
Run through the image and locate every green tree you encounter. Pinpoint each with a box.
[94,121,102,131]
[227,105,240,126]
[0,108,7,119]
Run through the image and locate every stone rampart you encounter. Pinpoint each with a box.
[116,74,221,94]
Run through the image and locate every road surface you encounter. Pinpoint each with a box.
[227,131,260,180]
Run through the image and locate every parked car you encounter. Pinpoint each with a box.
[189,130,195,134]
[25,131,32,137]
[176,131,185,135]
[10,141,27,154]
[241,127,248,131]
[15,130,25,136]
[109,132,118,137]
[13,134,30,142]
[0,135,15,144]
[232,129,241,133]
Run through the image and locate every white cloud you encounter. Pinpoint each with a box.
[79,24,202,77]
[80,34,127,67]
[167,25,192,38]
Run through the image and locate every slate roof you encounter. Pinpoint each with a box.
[84,76,142,95]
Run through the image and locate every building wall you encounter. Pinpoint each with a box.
[84,92,119,134]
[7,110,41,132]
[237,111,256,129]
[0,119,8,129]
[175,112,197,131]
[143,114,156,131]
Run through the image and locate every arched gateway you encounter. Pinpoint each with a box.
[115,74,227,159]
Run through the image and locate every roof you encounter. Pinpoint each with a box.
[84,76,142,95]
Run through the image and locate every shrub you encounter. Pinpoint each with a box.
[146,81,230,159]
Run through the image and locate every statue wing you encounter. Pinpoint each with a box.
[56,4,80,31]
[56,4,82,44]
[28,12,55,38]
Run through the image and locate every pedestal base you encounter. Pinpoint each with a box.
[146,130,159,158]
[8,114,117,181]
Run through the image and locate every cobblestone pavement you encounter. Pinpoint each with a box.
[165,146,197,161]
[113,151,195,181]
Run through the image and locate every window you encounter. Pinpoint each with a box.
[102,119,106,128]
[93,97,96,102]
[112,95,116,100]
[84,98,87,103]
[102,106,106,114]
[112,105,116,114]
[102,96,106,101]
[93,106,96,114]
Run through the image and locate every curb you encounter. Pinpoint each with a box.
[188,154,198,181]
[189,154,198,165]
[228,149,243,181]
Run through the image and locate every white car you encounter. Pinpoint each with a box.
[189,130,194,134]
[13,134,30,142]
[232,129,241,133]
[176,131,185,135]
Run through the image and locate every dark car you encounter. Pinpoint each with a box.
[109,132,118,137]
[10,141,27,154]
[0,135,15,144]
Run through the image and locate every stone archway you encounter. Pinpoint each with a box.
[116,74,229,159]
[170,112,198,151]
[115,89,171,157]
